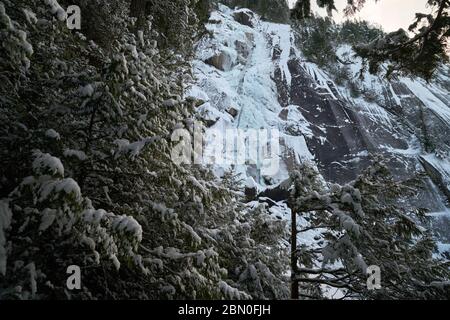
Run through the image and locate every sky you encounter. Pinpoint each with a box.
[288,0,432,32]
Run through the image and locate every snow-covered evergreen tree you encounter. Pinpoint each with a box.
[287,158,450,299]
[0,0,287,299]
[291,0,450,79]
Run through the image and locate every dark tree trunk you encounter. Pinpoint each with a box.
[290,199,299,299]
[130,0,147,28]
[130,0,147,18]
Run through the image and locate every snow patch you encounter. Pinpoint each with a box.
[33,152,64,177]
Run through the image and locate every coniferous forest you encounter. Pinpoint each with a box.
[1,0,450,302]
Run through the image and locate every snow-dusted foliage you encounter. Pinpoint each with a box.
[0,0,287,299]
[288,158,450,299]
[1,0,448,301]
[2,151,144,299]
[291,0,450,80]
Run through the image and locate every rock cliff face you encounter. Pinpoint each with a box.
[189,5,450,250]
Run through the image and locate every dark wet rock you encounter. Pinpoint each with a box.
[259,185,290,202]
[391,82,450,154]
[271,46,291,108]
[204,118,219,128]
[233,10,254,27]
[245,186,257,202]
[278,109,289,121]
[227,107,239,117]
[272,45,282,61]
[273,67,290,108]
[285,58,411,185]
[288,64,367,182]
[420,157,450,203]
[205,51,236,71]
[208,19,222,24]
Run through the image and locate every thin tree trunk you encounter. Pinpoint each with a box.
[130,0,147,28]
[291,204,299,299]
[130,0,146,17]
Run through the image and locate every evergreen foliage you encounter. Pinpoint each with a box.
[287,159,450,299]
[0,0,449,301]
[291,0,450,80]
[0,0,287,299]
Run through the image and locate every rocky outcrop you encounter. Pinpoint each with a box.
[233,10,254,27]
[226,107,239,117]
[420,156,450,203]
[205,50,236,71]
